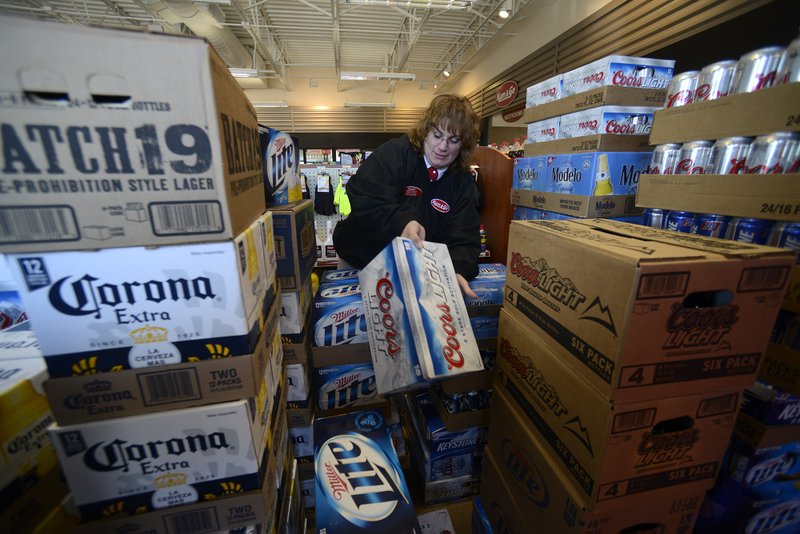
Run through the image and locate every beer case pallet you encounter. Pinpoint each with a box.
[522,86,667,124]
[524,133,652,156]
[649,82,800,145]
[636,173,800,222]
[511,188,640,219]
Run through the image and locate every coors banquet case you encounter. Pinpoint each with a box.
[358,238,483,394]
[314,410,419,534]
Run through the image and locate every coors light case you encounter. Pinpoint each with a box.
[314,410,419,533]
[259,125,301,207]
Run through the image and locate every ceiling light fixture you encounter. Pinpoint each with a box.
[250,101,288,108]
[344,101,396,108]
[229,68,259,78]
[499,0,511,18]
[442,63,452,77]
[345,0,475,10]
[340,71,416,81]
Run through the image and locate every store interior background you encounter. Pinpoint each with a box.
[298,0,799,157]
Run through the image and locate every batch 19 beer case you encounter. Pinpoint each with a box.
[313,409,418,533]
[0,15,265,253]
[503,219,794,402]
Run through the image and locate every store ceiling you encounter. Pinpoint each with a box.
[0,0,536,101]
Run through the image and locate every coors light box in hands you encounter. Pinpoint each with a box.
[358,238,483,394]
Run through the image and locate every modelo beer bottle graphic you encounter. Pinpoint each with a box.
[593,153,613,195]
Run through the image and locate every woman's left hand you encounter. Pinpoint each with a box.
[456,274,478,300]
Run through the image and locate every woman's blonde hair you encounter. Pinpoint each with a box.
[409,94,480,169]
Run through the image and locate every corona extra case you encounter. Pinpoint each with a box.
[8,212,276,378]
[313,410,419,533]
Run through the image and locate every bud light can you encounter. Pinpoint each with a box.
[695,60,737,101]
[747,132,800,174]
[731,46,785,94]
[642,208,667,228]
[665,211,695,233]
[709,136,752,174]
[691,214,731,238]
[675,140,713,174]
[726,218,775,244]
[769,222,800,263]
[777,36,800,85]
[665,71,700,107]
[648,143,681,174]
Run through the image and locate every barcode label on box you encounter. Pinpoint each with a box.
[637,271,689,299]
[150,201,224,235]
[738,266,790,292]
[612,408,656,433]
[697,393,739,418]
[138,368,202,406]
[165,507,220,534]
[0,205,79,243]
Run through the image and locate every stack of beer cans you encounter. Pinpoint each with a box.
[479,218,794,533]
[0,16,300,534]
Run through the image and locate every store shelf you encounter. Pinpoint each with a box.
[636,173,800,222]
[649,82,800,144]
[522,86,667,124]
[473,147,514,265]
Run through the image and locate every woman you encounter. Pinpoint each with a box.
[333,94,481,298]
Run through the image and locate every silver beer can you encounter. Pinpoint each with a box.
[708,137,753,174]
[747,131,800,174]
[777,36,800,85]
[731,46,786,94]
[675,140,714,174]
[695,60,737,101]
[664,71,700,108]
[648,143,682,174]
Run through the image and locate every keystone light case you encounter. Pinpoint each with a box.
[0,16,265,253]
[49,398,270,521]
[9,212,276,379]
[359,238,483,394]
[313,409,419,534]
[504,219,794,403]
[496,310,740,508]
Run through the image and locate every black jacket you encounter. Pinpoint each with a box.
[333,135,481,279]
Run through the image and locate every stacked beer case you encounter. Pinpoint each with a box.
[0,16,300,534]
[634,54,800,533]
[479,215,794,532]
[514,55,674,224]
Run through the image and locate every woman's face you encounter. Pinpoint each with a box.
[423,125,462,168]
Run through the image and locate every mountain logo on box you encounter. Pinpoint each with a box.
[316,433,409,527]
[500,438,549,507]
[580,296,617,336]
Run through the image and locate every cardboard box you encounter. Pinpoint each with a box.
[504,219,794,402]
[636,173,800,222]
[280,277,313,336]
[0,325,40,361]
[740,381,800,426]
[313,409,418,533]
[50,398,272,521]
[288,422,313,459]
[525,134,652,156]
[43,298,279,425]
[561,56,674,97]
[287,397,315,428]
[9,213,277,378]
[311,342,372,367]
[511,189,641,218]
[496,310,739,505]
[784,266,800,314]
[544,151,652,195]
[314,363,380,412]
[525,74,562,109]
[269,200,316,291]
[0,16,265,253]
[559,106,658,139]
[281,306,312,366]
[649,82,800,145]
[286,362,310,402]
[313,281,368,346]
[319,268,360,285]
[526,116,560,143]
[758,343,800,396]
[480,443,704,534]
[1,466,70,534]
[523,86,668,123]
[260,125,301,207]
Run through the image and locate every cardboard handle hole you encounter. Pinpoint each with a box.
[652,415,694,435]
[91,94,132,107]
[24,90,69,106]
[682,290,733,308]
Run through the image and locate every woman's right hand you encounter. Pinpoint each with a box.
[401,220,426,249]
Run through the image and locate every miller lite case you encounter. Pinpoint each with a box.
[313,282,368,347]
[49,399,268,520]
[320,268,360,285]
[313,410,419,533]
[260,125,301,207]
[315,364,379,412]
[359,238,483,394]
[8,213,275,378]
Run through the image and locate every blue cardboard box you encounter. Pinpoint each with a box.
[315,363,379,412]
[269,199,316,291]
[741,381,800,426]
[313,281,368,347]
[313,409,418,533]
[512,156,547,191]
[546,151,652,195]
[320,268,360,285]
